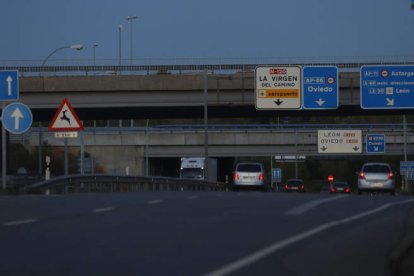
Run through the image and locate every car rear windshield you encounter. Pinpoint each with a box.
[363,165,390,173]
[287,180,303,186]
[333,182,348,188]
[236,164,261,172]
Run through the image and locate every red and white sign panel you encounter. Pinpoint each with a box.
[48,98,84,131]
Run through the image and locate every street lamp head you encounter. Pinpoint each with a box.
[119,24,123,29]
[93,43,99,47]
[127,15,138,20]
[70,44,84,50]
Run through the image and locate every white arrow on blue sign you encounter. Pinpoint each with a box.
[1,102,33,134]
[361,65,414,109]
[0,70,19,101]
[366,134,385,154]
[302,66,338,109]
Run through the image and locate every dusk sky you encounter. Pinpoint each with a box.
[1,0,414,64]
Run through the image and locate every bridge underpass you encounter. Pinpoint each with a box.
[8,124,413,187]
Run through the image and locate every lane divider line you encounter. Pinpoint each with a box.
[148,200,164,205]
[205,198,414,276]
[3,218,39,227]
[285,195,348,216]
[91,207,115,213]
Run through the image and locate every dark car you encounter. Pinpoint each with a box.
[330,181,351,194]
[285,179,305,192]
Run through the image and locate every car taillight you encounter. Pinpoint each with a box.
[259,173,264,181]
[345,188,350,193]
[234,172,239,181]
[359,172,366,180]
[285,184,288,189]
[388,172,394,180]
[330,187,335,193]
[300,184,305,190]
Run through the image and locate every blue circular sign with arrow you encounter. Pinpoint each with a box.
[1,102,33,134]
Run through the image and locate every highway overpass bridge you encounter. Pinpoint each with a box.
[13,124,413,178]
[6,63,414,121]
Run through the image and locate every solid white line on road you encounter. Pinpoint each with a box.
[147,200,164,205]
[3,218,39,227]
[91,207,115,213]
[204,198,414,276]
[187,196,199,200]
[285,195,348,216]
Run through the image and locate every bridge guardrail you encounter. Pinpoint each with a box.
[21,174,226,194]
[2,61,414,76]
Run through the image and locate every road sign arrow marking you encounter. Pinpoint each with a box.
[386,98,394,106]
[316,98,325,106]
[320,146,327,151]
[6,76,13,96]
[353,146,360,151]
[11,107,23,130]
[274,99,283,106]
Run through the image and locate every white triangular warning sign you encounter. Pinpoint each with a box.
[48,98,84,131]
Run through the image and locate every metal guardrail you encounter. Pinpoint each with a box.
[2,61,414,75]
[22,174,225,194]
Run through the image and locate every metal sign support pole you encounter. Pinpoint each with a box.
[64,138,68,176]
[1,104,6,190]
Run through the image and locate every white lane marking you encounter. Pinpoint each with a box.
[187,196,199,200]
[148,200,164,205]
[285,195,348,215]
[205,198,414,276]
[3,218,39,227]
[91,207,115,213]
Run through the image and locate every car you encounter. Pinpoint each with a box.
[284,179,305,192]
[232,162,267,191]
[330,181,351,194]
[357,163,395,195]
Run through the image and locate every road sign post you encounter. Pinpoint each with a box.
[1,103,33,134]
[303,66,338,109]
[255,66,302,110]
[361,65,414,109]
[0,70,19,101]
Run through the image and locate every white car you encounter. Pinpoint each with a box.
[357,163,395,195]
[233,162,266,191]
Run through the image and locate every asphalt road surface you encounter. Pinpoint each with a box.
[1,191,414,276]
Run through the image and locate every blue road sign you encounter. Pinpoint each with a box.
[400,161,414,180]
[0,70,19,101]
[1,102,33,134]
[272,168,282,183]
[366,134,385,153]
[303,66,338,109]
[361,65,414,109]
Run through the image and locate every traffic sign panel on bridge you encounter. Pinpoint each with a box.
[255,66,301,110]
[361,65,414,109]
[318,130,362,154]
[366,134,385,154]
[303,66,338,109]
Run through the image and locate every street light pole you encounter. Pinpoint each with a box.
[118,24,123,66]
[39,44,83,179]
[41,44,84,67]
[204,71,209,179]
[93,43,98,66]
[126,16,137,65]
